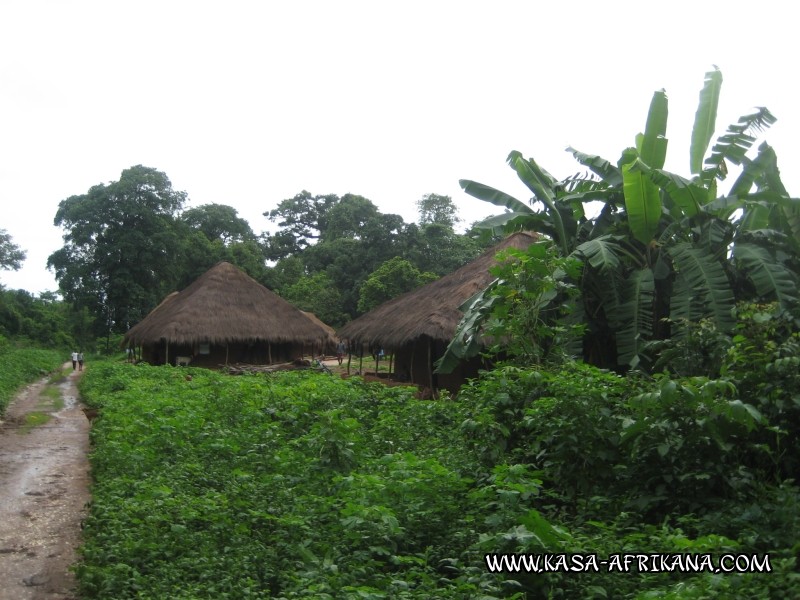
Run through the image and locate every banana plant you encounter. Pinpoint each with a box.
[442,68,799,372]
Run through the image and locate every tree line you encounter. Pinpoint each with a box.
[0,171,493,348]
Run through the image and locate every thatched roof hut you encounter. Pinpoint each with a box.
[123,261,335,366]
[337,232,536,391]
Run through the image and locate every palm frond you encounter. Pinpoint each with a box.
[567,147,623,186]
[637,89,669,170]
[690,67,723,175]
[701,107,777,185]
[572,235,624,275]
[459,179,531,213]
[621,151,662,244]
[614,268,655,368]
[734,242,798,308]
[667,242,736,332]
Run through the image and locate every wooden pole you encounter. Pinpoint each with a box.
[358,344,364,375]
[268,342,272,364]
[388,351,393,380]
[225,344,229,366]
[409,343,415,384]
[428,338,436,399]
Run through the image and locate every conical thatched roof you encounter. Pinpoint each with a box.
[302,311,337,340]
[337,232,537,348]
[123,262,335,346]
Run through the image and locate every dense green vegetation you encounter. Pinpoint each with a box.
[0,338,65,414]
[446,67,799,372]
[1,68,796,598]
[77,305,799,599]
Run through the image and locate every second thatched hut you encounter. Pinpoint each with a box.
[337,232,536,392]
[123,261,335,367]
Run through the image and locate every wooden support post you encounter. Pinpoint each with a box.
[428,338,436,399]
[268,342,272,364]
[358,344,364,375]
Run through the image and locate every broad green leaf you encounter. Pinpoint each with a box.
[511,155,569,254]
[615,268,655,368]
[474,211,538,230]
[573,236,622,275]
[691,67,722,175]
[459,179,530,213]
[637,90,669,169]
[668,242,736,332]
[734,242,798,308]
[621,150,662,244]
[436,282,500,374]
[566,147,623,186]
[701,107,777,184]
[630,162,705,218]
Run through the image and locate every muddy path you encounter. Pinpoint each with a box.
[0,364,90,600]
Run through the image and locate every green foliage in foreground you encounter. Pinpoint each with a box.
[0,339,65,414]
[78,337,799,599]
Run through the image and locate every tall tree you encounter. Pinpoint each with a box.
[264,191,339,258]
[416,193,461,228]
[357,257,437,313]
[182,204,255,245]
[0,229,25,271]
[281,272,348,327]
[48,165,187,338]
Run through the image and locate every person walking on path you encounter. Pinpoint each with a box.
[77,352,85,371]
[336,340,347,365]
[71,351,78,370]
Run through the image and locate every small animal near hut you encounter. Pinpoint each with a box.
[123,261,335,367]
[337,232,536,393]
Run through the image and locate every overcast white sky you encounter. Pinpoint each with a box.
[1,1,797,294]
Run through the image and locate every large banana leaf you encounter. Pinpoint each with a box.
[567,147,623,186]
[459,179,530,213]
[572,235,629,274]
[621,150,662,244]
[474,211,541,230]
[734,242,798,308]
[730,142,784,197]
[667,242,736,332]
[636,90,669,170]
[701,107,777,185]
[435,280,501,374]
[510,154,570,254]
[690,67,722,175]
[615,267,655,368]
[630,162,705,218]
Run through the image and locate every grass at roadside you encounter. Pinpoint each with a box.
[0,343,66,416]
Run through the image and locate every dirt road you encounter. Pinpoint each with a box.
[0,364,90,600]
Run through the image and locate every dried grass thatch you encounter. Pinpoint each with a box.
[123,262,335,347]
[337,232,537,349]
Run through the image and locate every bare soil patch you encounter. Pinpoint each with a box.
[0,364,90,600]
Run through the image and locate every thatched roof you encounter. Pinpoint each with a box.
[337,232,537,348]
[123,262,335,346]
[302,311,337,340]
